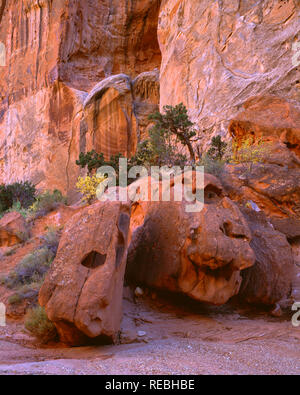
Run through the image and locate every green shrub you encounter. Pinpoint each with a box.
[8,181,36,209]
[76,104,199,181]
[76,150,106,174]
[2,228,60,310]
[8,293,23,305]
[207,135,228,161]
[7,201,30,218]
[199,154,226,177]
[25,306,58,344]
[0,182,36,215]
[7,282,44,306]
[3,247,54,289]
[0,184,13,213]
[39,227,61,255]
[29,190,67,219]
[146,103,197,165]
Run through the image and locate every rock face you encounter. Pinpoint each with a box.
[1,0,299,193]
[0,0,161,196]
[57,0,162,92]
[0,0,298,327]
[126,172,295,306]
[229,96,300,167]
[83,75,138,161]
[158,0,300,147]
[126,174,256,305]
[0,212,28,247]
[132,69,160,140]
[222,164,300,240]
[223,93,300,242]
[239,209,294,306]
[39,201,131,345]
[83,70,159,160]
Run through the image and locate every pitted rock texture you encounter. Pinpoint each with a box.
[126,172,295,306]
[39,200,131,346]
[158,0,300,148]
[126,173,256,305]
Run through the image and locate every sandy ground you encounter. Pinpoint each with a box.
[0,292,299,375]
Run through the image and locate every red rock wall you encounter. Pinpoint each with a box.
[0,0,300,195]
[158,0,300,150]
[0,0,161,197]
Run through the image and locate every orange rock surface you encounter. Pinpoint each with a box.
[0,0,161,197]
[158,0,300,148]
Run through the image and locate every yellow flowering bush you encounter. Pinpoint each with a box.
[230,137,272,174]
[76,174,106,204]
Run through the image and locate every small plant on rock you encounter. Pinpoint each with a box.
[28,189,67,219]
[25,305,58,344]
[230,137,272,175]
[8,293,23,305]
[3,247,54,289]
[40,227,62,255]
[76,174,107,204]
[0,181,36,215]
[207,135,228,161]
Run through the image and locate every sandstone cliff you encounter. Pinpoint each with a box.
[159,0,300,148]
[0,0,161,197]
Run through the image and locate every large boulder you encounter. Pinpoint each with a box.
[0,212,29,247]
[239,209,294,306]
[39,201,131,345]
[126,174,255,305]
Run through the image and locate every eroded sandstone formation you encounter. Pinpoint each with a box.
[1,0,300,192]
[0,0,161,196]
[83,70,159,160]
[239,209,294,306]
[229,96,300,167]
[0,211,28,247]
[0,0,299,346]
[126,174,256,305]
[222,163,300,240]
[39,200,131,346]
[158,0,300,148]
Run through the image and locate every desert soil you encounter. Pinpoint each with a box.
[0,291,299,375]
